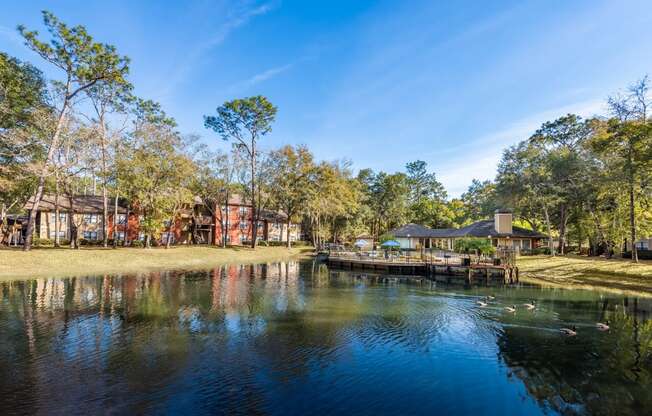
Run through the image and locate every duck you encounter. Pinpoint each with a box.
[596,321,610,331]
[486,294,496,300]
[560,325,577,336]
[476,300,488,307]
[504,305,517,313]
[523,301,536,310]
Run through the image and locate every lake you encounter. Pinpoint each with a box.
[1,260,651,415]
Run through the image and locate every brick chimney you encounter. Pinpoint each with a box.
[494,209,513,235]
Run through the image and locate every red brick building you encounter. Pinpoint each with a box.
[25,194,301,246]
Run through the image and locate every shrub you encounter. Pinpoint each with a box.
[130,240,144,248]
[530,247,551,255]
[259,240,311,247]
[79,238,102,246]
[454,237,495,255]
[32,237,53,247]
[266,241,285,247]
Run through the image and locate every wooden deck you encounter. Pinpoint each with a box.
[326,255,519,285]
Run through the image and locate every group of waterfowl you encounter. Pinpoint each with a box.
[475,295,610,337]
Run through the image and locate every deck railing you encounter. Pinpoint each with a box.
[329,249,499,266]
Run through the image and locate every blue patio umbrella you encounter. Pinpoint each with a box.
[381,240,400,248]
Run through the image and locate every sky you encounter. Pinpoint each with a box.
[2,0,652,197]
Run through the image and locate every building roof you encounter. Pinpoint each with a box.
[391,220,546,239]
[259,209,288,222]
[433,220,546,239]
[390,223,454,238]
[24,195,129,213]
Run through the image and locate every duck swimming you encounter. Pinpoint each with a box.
[560,325,577,336]
[476,300,488,307]
[504,305,516,313]
[596,321,610,331]
[523,301,536,310]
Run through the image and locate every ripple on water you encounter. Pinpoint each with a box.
[0,264,651,416]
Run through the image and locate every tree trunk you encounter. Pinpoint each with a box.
[558,204,567,255]
[23,98,70,251]
[66,193,80,250]
[0,203,6,246]
[543,204,555,256]
[224,197,229,247]
[125,205,131,246]
[100,114,109,248]
[286,216,292,248]
[166,217,173,249]
[629,178,638,262]
[250,143,257,249]
[113,194,119,248]
[54,178,60,247]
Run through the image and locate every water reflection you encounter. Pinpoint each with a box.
[0,261,650,415]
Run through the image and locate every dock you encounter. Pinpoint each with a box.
[326,254,519,285]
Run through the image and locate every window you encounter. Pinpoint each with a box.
[522,239,531,250]
[50,212,68,225]
[115,231,125,241]
[161,232,175,244]
[636,241,649,250]
[83,231,98,240]
[240,220,248,230]
[239,206,248,217]
[117,214,127,225]
[49,230,66,239]
[138,232,145,241]
[83,214,98,224]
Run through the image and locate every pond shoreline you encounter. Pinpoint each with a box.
[0,246,313,281]
[518,255,652,298]
[3,249,652,298]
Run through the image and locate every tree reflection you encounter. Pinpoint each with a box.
[3,262,651,414]
[496,297,652,416]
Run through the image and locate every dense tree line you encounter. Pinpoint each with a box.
[1,12,650,261]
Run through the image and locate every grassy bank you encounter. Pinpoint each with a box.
[0,245,313,280]
[517,255,652,296]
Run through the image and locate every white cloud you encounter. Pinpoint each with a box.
[226,63,293,93]
[158,2,275,98]
[0,24,22,45]
[437,98,605,198]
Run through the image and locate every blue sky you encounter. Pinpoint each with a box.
[2,0,652,197]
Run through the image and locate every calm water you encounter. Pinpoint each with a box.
[1,261,651,416]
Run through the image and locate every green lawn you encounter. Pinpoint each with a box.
[0,245,313,280]
[517,255,652,296]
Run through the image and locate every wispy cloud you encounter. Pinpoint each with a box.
[437,99,605,198]
[158,2,276,98]
[226,62,294,93]
[0,24,22,45]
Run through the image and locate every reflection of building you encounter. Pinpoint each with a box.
[390,210,545,253]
